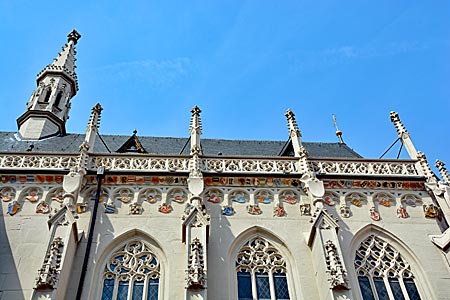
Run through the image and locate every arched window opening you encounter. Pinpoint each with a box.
[355,235,421,300]
[54,91,63,108]
[236,237,290,300]
[101,240,160,300]
[43,88,52,103]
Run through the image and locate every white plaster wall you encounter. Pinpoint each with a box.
[2,181,450,300]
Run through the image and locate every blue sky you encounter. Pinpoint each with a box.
[0,1,449,172]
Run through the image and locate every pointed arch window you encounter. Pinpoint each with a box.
[54,91,63,108]
[236,237,290,300]
[101,240,160,300]
[43,87,52,103]
[355,235,421,300]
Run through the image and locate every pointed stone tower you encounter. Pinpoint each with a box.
[17,30,81,140]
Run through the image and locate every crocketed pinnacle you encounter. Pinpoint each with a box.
[190,106,203,134]
[36,29,81,93]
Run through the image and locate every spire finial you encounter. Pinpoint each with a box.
[67,29,81,45]
[87,103,103,131]
[332,114,344,144]
[436,160,450,184]
[390,111,408,138]
[285,109,301,138]
[285,108,304,158]
[190,105,203,155]
[417,152,435,181]
[389,111,418,159]
[190,106,202,134]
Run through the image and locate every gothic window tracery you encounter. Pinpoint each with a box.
[101,240,160,300]
[236,237,290,300]
[355,235,421,300]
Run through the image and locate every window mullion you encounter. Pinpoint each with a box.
[369,276,380,300]
[112,278,119,300]
[384,277,396,300]
[399,277,411,300]
[251,270,258,300]
[128,277,134,300]
[268,270,276,300]
[142,276,148,300]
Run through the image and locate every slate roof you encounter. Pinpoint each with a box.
[0,132,362,158]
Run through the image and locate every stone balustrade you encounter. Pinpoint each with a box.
[0,153,421,178]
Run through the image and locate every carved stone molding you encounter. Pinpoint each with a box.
[324,240,348,290]
[185,238,206,289]
[35,237,64,290]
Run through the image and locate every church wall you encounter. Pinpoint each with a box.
[1,173,450,300]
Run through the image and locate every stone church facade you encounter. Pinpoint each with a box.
[1,30,449,300]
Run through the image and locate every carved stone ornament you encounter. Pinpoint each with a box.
[369,206,381,221]
[204,189,223,204]
[274,204,286,217]
[7,201,21,216]
[141,188,161,204]
[397,205,408,219]
[255,190,273,204]
[280,189,298,204]
[115,188,133,203]
[347,192,364,207]
[222,205,235,216]
[185,238,206,289]
[339,204,351,218]
[323,191,339,206]
[247,204,262,215]
[423,203,438,218]
[35,237,64,290]
[0,187,16,202]
[129,202,143,215]
[168,188,187,204]
[36,201,51,214]
[230,190,249,203]
[158,202,173,214]
[300,203,311,216]
[104,200,116,214]
[324,240,348,290]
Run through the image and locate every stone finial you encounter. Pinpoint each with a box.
[389,111,417,159]
[189,106,203,155]
[190,106,202,134]
[67,29,81,45]
[87,103,103,131]
[390,111,408,138]
[436,160,450,183]
[417,152,435,180]
[285,109,301,138]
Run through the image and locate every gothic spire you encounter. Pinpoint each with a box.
[36,30,81,95]
[17,30,81,140]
